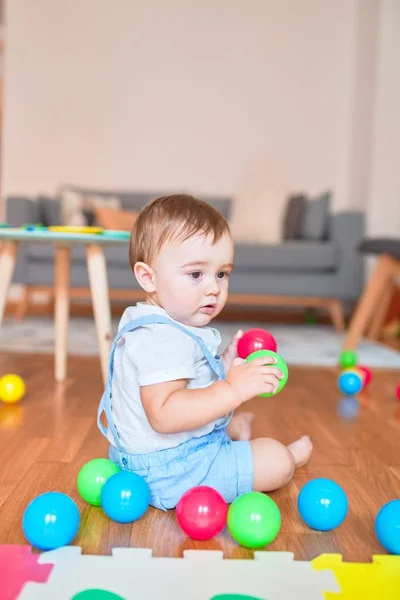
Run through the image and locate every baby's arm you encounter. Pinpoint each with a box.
[141,357,283,434]
[141,378,237,433]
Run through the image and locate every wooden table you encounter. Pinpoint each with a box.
[0,228,129,384]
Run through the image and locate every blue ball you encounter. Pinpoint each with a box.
[22,492,80,550]
[375,500,400,554]
[338,371,363,395]
[298,478,348,531]
[101,471,150,523]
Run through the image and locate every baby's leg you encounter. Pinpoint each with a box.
[250,436,312,491]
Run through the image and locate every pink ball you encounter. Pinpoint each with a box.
[176,486,228,541]
[357,365,372,387]
[396,385,400,402]
[237,328,277,359]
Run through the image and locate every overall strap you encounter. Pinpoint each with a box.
[97,314,229,451]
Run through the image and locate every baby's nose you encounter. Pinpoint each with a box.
[206,280,220,295]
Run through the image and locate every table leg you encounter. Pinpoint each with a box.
[327,299,345,333]
[367,279,394,340]
[86,245,112,384]
[0,241,19,326]
[342,254,395,350]
[54,247,71,382]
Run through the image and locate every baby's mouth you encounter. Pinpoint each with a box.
[200,304,216,314]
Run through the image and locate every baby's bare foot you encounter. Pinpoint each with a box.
[228,412,254,441]
[287,435,313,467]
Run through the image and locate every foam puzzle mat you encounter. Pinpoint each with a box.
[1,545,399,600]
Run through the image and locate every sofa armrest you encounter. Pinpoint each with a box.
[329,211,365,301]
[6,196,39,226]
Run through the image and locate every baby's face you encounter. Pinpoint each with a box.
[151,232,234,326]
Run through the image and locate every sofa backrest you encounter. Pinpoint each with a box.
[56,186,232,220]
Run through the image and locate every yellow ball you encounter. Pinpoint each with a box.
[0,374,26,403]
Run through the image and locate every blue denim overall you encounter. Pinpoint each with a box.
[97,314,253,509]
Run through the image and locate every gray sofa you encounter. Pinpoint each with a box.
[5,190,365,308]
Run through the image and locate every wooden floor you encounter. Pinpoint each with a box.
[0,350,400,562]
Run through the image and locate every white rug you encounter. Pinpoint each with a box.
[1,317,399,368]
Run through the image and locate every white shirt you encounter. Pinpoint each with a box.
[109,302,226,453]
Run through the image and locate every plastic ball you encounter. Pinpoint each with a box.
[338,370,363,395]
[358,365,372,387]
[101,471,150,523]
[344,367,366,390]
[237,328,277,359]
[375,499,400,554]
[71,591,125,600]
[246,349,288,397]
[396,385,400,402]
[298,478,348,531]
[304,311,318,325]
[339,350,358,369]
[22,492,80,550]
[77,458,121,506]
[176,486,228,541]
[0,374,26,404]
[227,492,281,549]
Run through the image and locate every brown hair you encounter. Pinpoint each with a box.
[129,194,231,269]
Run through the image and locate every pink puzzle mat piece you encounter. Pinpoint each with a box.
[0,545,54,600]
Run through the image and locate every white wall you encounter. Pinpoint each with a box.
[3,0,366,212]
[367,0,400,236]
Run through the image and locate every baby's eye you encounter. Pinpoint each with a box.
[217,271,230,279]
[189,271,202,279]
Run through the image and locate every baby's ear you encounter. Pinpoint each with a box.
[134,262,156,293]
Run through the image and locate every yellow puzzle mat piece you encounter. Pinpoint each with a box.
[312,554,400,599]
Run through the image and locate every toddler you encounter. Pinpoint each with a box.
[97,194,312,510]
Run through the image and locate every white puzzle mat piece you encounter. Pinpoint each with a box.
[18,547,340,600]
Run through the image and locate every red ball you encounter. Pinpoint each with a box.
[396,384,400,402]
[237,328,277,359]
[357,365,372,387]
[176,486,228,541]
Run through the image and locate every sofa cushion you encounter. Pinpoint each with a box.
[26,243,130,267]
[120,192,232,220]
[282,194,307,240]
[59,189,122,226]
[27,240,338,273]
[56,187,232,220]
[37,197,62,226]
[233,241,338,272]
[300,191,331,241]
[94,206,139,231]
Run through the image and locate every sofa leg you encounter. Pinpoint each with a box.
[327,299,345,333]
[15,286,31,321]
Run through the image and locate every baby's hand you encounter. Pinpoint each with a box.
[222,330,243,372]
[225,356,283,404]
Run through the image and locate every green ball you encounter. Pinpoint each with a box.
[339,350,358,369]
[246,349,288,397]
[77,458,120,506]
[227,492,281,549]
